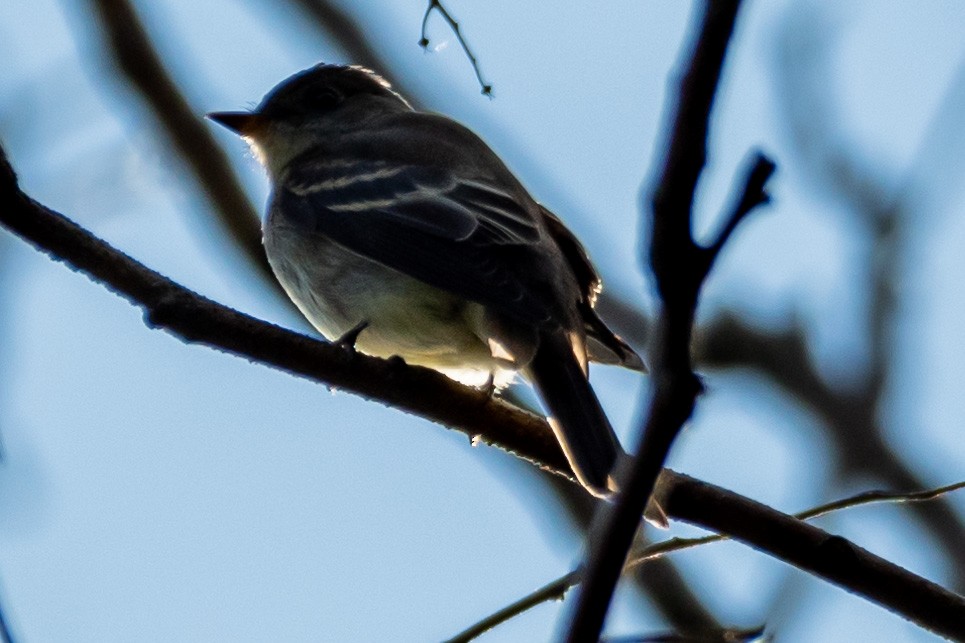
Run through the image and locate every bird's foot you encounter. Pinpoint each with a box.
[335,320,370,351]
[482,372,497,399]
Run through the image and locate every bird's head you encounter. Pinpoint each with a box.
[207,64,410,176]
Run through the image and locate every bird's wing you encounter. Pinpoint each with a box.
[276,154,562,326]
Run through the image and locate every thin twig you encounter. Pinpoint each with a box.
[704,153,776,263]
[448,481,965,642]
[667,473,965,640]
[419,0,492,96]
[445,571,579,643]
[2,146,963,638]
[601,626,766,643]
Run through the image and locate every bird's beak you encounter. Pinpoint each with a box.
[206,111,264,136]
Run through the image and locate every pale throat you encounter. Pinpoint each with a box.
[244,126,318,180]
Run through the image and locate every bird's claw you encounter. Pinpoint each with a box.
[335,320,369,350]
[482,372,496,398]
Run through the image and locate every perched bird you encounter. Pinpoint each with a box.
[208,64,644,498]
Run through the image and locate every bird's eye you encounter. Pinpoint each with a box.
[305,87,342,111]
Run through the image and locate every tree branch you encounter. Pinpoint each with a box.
[667,474,965,641]
[84,0,275,289]
[419,0,492,96]
[2,143,962,639]
[0,146,565,472]
[450,481,964,642]
[696,313,965,583]
[566,3,763,640]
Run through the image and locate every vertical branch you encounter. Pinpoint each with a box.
[564,2,767,640]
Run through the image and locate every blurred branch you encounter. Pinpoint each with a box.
[0,594,12,643]
[697,312,965,583]
[285,0,406,91]
[419,0,492,95]
[450,480,964,642]
[2,145,963,638]
[83,0,279,291]
[566,3,769,639]
[666,473,965,640]
[596,293,965,588]
[770,10,965,588]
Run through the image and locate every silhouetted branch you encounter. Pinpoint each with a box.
[450,480,964,642]
[566,3,767,640]
[535,473,725,633]
[3,128,962,641]
[0,145,565,472]
[600,626,766,643]
[667,474,965,640]
[705,154,775,261]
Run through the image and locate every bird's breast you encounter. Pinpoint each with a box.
[263,219,511,385]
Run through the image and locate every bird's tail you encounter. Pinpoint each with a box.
[526,330,622,497]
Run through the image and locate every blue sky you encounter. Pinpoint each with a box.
[1,1,964,641]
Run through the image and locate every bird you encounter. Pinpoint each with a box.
[208,64,645,498]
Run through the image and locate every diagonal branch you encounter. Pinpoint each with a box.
[2,143,962,639]
[666,473,965,641]
[704,153,776,265]
[449,480,964,642]
[0,146,564,471]
[84,0,275,288]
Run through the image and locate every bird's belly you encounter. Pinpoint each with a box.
[265,226,505,384]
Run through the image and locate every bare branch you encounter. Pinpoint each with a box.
[601,626,766,643]
[696,313,965,582]
[84,0,276,290]
[566,3,762,639]
[2,144,962,639]
[0,147,566,473]
[703,153,776,269]
[667,473,965,640]
[419,0,492,96]
[451,480,965,642]
[445,571,577,643]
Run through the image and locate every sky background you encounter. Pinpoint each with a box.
[1,0,964,641]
